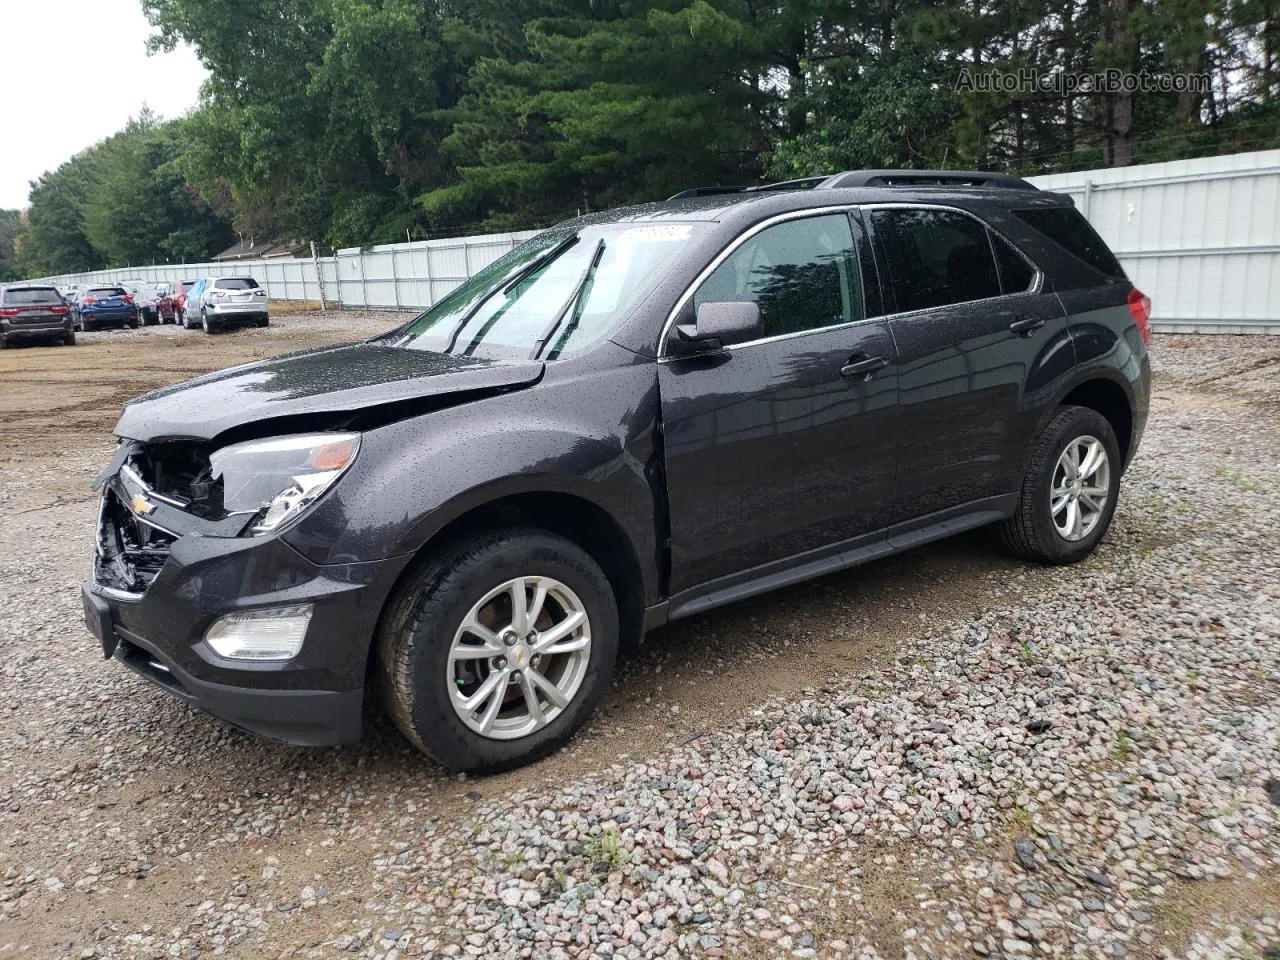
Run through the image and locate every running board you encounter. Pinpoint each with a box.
[656,495,1017,625]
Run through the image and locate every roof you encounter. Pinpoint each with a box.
[213,238,306,261]
[553,177,1073,236]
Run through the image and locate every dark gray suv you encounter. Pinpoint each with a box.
[82,170,1152,772]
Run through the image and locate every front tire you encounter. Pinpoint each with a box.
[1001,405,1122,564]
[378,529,619,774]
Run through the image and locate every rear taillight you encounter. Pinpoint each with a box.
[0,308,17,317]
[1127,288,1152,345]
[121,294,134,304]
[82,296,98,304]
[51,305,70,315]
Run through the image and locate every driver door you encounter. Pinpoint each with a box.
[658,212,900,597]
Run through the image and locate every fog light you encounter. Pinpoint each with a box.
[205,604,313,661]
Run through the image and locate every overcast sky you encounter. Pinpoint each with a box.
[0,0,207,210]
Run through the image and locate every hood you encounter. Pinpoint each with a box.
[114,342,545,442]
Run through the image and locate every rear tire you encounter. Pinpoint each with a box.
[62,331,76,346]
[378,528,619,774]
[201,310,216,334]
[1000,405,1122,565]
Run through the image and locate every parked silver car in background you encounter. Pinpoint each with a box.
[189,276,270,334]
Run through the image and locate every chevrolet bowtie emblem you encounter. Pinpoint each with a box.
[131,492,157,516]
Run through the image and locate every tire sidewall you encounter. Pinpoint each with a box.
[390,532,619,773]
[1029,408,1122,563]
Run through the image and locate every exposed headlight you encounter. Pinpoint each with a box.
[205,604,313,660]
[210,433,360,535]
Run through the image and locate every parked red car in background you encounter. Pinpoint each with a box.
[173,279,198,324]
[157,284,180,323]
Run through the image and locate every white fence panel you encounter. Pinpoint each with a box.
[18,155,1280,333]
[1028,150,1280,334]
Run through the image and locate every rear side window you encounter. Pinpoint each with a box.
[3,288,62,305]
[992,234,1036,293]
[871,208,1001,312]
[215,277,260,290]
[1011,207,1124,279]
[694,214,863,339]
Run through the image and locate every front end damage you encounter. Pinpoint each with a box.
[83,438,410,747]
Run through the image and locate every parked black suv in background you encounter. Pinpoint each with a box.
[82,171,1151,772]
[0,285,75,347]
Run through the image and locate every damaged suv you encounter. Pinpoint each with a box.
[83,170,1151,772]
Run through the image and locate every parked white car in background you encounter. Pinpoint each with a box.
[185,276,270,334]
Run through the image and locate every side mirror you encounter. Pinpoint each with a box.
[670,300,762,355]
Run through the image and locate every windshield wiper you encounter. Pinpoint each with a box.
[530,238,605,361]
[501,233,579,295]
[441,233,580,354]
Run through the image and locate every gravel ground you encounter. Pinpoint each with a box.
[0,328,1277,959]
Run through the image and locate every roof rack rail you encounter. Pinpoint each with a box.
[668,169,1036,201]
[667,176,829,201]
[817,170,1037,190]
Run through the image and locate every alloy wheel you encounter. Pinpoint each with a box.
[1050,435,1111,541]
[447,575,592,740]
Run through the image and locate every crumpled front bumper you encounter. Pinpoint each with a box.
[83,468,412,746]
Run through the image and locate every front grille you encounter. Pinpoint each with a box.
[129,442,223,517]
[94,487,176,593]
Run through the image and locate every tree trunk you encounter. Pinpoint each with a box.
[1100,0,1134,167]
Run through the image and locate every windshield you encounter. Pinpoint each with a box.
[383,222,703,361]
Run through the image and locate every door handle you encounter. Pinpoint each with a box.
[840,354,889,380]
[1009,314,1046,336]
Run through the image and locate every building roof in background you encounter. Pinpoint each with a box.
[213,238,305,261]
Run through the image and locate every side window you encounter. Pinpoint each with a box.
[1012,206,1124,279]
[871,208,1001,312]
[992,233,1036,293]
[693,214,863,339]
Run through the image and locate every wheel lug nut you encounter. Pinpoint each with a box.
[510,671,522,684]
[494,656,506,668]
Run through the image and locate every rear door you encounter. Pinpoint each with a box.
[866,204,1070,524]
[658,211,899,594]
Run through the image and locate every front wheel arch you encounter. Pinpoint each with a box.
[365,491,646,685]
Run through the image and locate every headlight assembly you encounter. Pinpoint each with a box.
[210,433,360,535]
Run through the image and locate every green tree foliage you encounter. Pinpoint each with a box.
[19,160,102,277]
[16,0,1280,276]
[19,114,233,277]
[0,210,23,283]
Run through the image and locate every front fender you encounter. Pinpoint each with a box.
[283,352,663,599]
